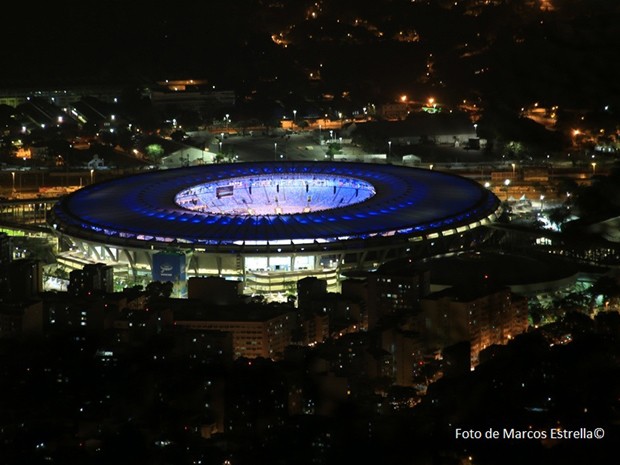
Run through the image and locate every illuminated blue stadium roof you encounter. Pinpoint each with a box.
[49,161,500,249]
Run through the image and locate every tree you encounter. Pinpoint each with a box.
[588,275,620,306]
[146,280,173,300]
[160,281,174,298]
[547,206,571,230]
[502,140,525,159]
[325,142,342,160]
[572,173,620,220]
[170,130,186,142]
[556,177,579,198]
[145,144,164,162]
[98,130,117,146]
[220,145,237,163]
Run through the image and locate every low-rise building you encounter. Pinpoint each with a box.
[173,302,295,360]
[421,285,528,367]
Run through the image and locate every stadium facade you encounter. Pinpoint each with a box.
[48,161,502,294]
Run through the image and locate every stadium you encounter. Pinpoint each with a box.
[48,161,502,294]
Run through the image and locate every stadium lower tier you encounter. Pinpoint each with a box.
[54,223,497,295]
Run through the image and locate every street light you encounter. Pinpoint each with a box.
[503,178,511,200]
[511,163,516,176]
[591,162,597,175]
[293,109,297,127]
[90,169,94,184]
[11,171,15,193]
[388,140,392,157]
[274,142,277,161]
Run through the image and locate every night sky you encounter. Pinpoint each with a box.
[2,0,619,112]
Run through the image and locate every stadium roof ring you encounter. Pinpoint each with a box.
[48,161,502,254]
